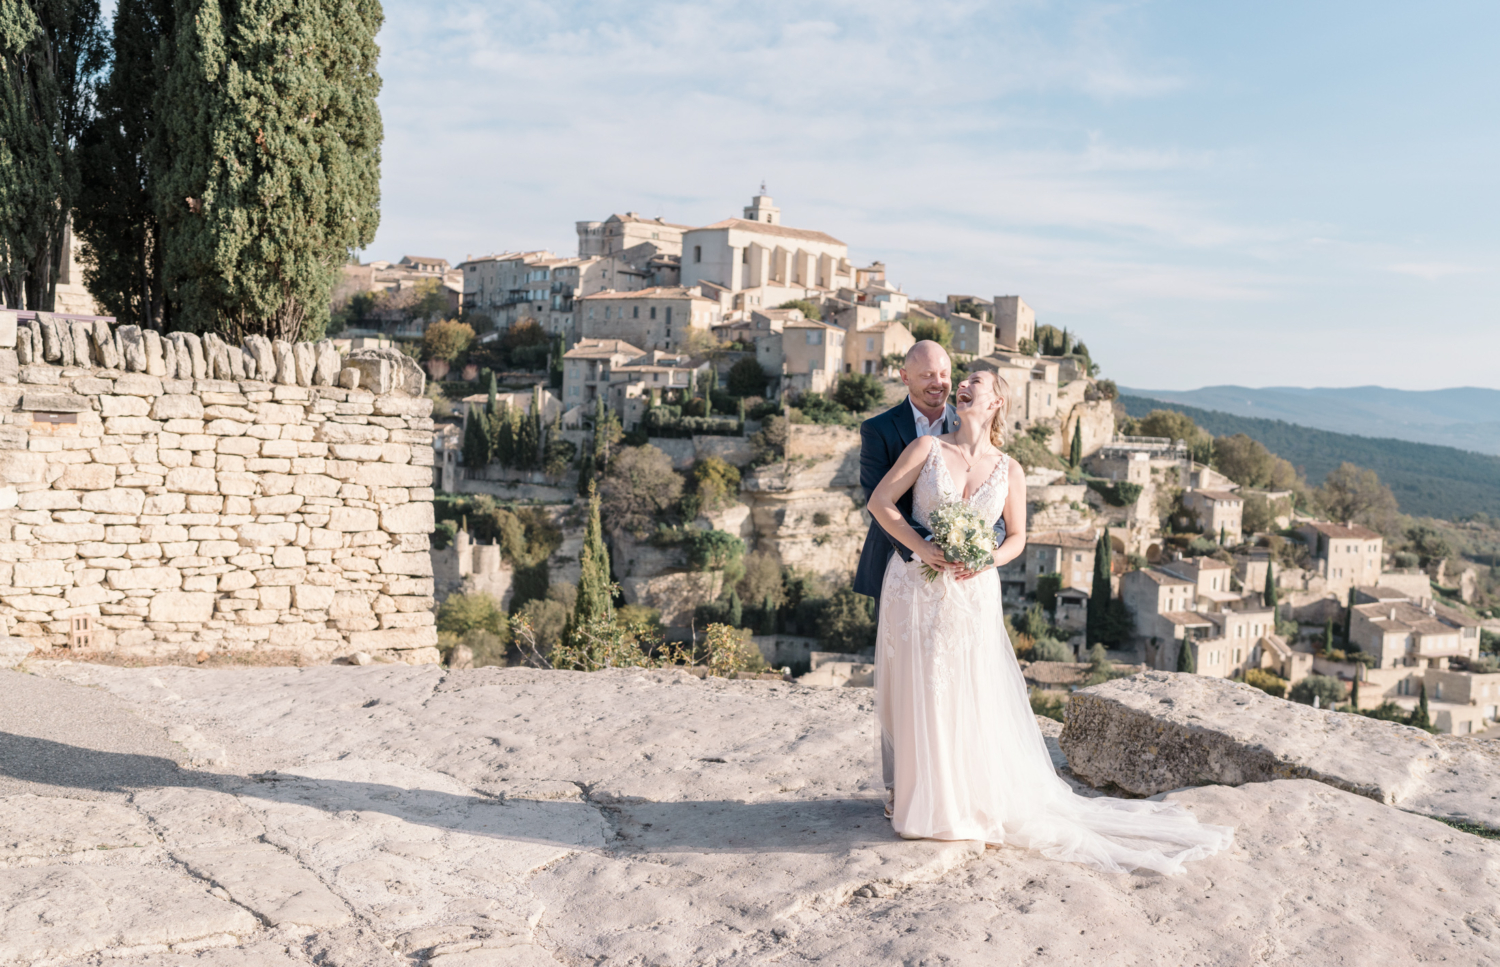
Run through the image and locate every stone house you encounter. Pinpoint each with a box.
[950,313,995,358]
[841,320,914,376]
[756,318,846,397]
[1024,531,1097,595]
[1055,588,1089,632]
[1121,567,1198,650]
[679,193,855,313]
[1182,489,1244,544]
[993,296,1035,351]
[1297,522,1384,595]
[560,339,645,408]
[575,212,690,266]
[970,353,1060,424]
[1156,556,1240,610]
[1348,598,1481,669]
[578,287,721,353]
[459,251,652,341]
[602,352,711,430]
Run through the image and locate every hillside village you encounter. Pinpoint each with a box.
[322,191,1500,738]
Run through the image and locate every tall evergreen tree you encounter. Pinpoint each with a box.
[154,0,382,340]
[0,0,107,310]
[1349,674,1360,709]
[74,0,172,327]
[486,370,497,415]
[1264,559,1279,615]
[1220,525,1227,546]
[1412,683,1431,729]
[1086,528,1114,646]
[492,401,514,467]
[1322,617,1334,655]
[1344,586,1355,642]
[461,407,489,467]
[548,333,565,390]
[760,593,775,636]
[1176,635,1196,673]
[1069,422,1082,468]
[727,590,742,628]
[570,484,611,632]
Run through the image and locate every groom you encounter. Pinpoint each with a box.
[854,340,1006,813]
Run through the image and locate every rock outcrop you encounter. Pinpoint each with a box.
[1060,671,1500,831]
[7,661,1499,967]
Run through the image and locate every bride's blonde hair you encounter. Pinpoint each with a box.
[976,370,1011,449]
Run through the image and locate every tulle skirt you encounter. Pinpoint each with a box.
[875,557,1234,875]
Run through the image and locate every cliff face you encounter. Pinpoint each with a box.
[742,424,868,583]
[12,660,1499,967]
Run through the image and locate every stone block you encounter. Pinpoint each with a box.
[22,391,90,412]
[148,590,215,622]
[0,451,46,484]
[376,551,433,576]
[328,507,379,531]
[257,586,292,610]
[143,493,187,515]
[161,337,177,379]
[107,567,183,591]
[165,466,218,494]
[237,522,299,546]
[354,463,431,488]
[151,394,205,420]
[19,490,80,511]
[314,340,340,386]
[338,367,360,390]
[293,342,316,386]
[118,324,147,371]
[381,502,434,534]
[13,560,71,587]
[292,585,335,610]
[55,464,116,491]
[345,356,391,394]
[81,488,147,515]
[72,319,96,366]
[348,626,440,651]
[143,329,166,376]
[104,416,159,435]
[272,340,297,385]
[100,395,150,418]
[251,494,303,515]
[182,332,207,379]
[114,373,163,396]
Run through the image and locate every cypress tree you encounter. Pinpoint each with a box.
[531,386,545,465]
[575,439,595,496]
[74,0,173,327]
[570,484,612,632]
[1220,525,1227,546]
[727,590,743,628]
[1412,683,1431,729]
[155,0,383,340]
[486,370,498,415]
[1069,422,1082,468]
[461,407,489,467]
[1087,528,1114,646]
[1344,586,1355,642]
[760,594,775,636]
[0,0,106,311]
[1349,674,1360,709]
[1323,617,1334,655]
[1176,634,1197,673]
[1264,559,1278,616]
[493,402,514,467]
[549,333,565,390]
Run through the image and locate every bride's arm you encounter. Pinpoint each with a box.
[992,457,1027,568]
[868,439,958,574]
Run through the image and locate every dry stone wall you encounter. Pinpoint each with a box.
[0,311,439,663]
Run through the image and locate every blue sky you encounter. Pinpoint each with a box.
[366,0,1499,390]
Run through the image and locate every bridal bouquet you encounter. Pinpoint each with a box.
[920,501,996,582]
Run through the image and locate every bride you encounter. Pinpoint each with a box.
[866,369,1233,875]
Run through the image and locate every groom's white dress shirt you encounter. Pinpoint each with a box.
[909,400,952,437]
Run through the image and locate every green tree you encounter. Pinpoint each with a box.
[549,332,565,390]
[1,0,107,311]
[599,445,683,536]
[491,401,515,467]
[814,587,876,653]
[155,0,383,339]
[775,298,821,321]
[436,592,507,636]
[461,407,490,467]
[1264,559,1278,615]
[1176,636,1197,673]
[422,320,474,363]
[727,357,769,397]
[74,0,173,327]
[486,370,498,414]
[543,413,575,478]
[1032,636,1073,663]
[689,457,741,515]
[1411,682,1431,729]
[1315,463,1400,535]
[1213,434,1277,488]
[1035,573,1063,613]
[1289,674,1344,708]
[833,373,886,412]
[571,484,612,631]
[1069,422,1082,468]
[1087,528,1114,645]
[907,317,952,350]
[1135,409,1214,464]
[727,589,743,628]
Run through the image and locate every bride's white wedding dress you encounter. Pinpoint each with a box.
[875,437,1234,875]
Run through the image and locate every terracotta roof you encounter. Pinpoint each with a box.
[608,213,694,230]
[1161,611,1215,626]
[1133,569,1194,587]
[695,218,846,246]
[1303,521,1382,540]
[1191,489,1242,502]
[1353,600,1478,632]
[564,338,644,359]
[1356,585,1409,601]
[580,287,715,302]
[782,317,845,331]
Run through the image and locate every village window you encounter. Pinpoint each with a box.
[865,337,874,351]
[694,245,702,263]
[807,331,822,346]
[665,307,673,325]
[650,307,657,320]
[633,307,639,319]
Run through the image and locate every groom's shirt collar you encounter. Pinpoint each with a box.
[908,398,950,437]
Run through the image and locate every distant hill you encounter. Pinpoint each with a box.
[1118,395,1500,522]
[1118,385,1500,456]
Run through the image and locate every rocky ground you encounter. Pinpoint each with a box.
[2,661,1498,966]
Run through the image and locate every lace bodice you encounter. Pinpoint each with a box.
[913,436,1009,530]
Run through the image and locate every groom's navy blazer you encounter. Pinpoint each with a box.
[853,398,1007,600]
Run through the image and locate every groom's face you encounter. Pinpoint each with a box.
[900,347,952,413]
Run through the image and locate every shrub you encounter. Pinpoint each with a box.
[431,519,457,551]
[422,320,475,363]
[1021,601,1051,639]
[776,298,822,321]
[1288,674,1345,708]
[441,628,510,668]
[737,550,786,610]
[1030,688,1065,722]
[514,597,569,657]
[690,457,742,514]
[814,587,877,654]
[1244,667,1287,698]
[436,592,508,637]
[684,529,745,572]
[1032,636,1074,663]
[749,415,788,466]
[790,392,851,426]
[1085,478,1143,507]
[907,317,952,350]
[1003,433,1064,471]
[1035,573,1062,613]
[832,373,885,413]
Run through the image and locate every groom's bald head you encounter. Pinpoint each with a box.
[901,341,952,417]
